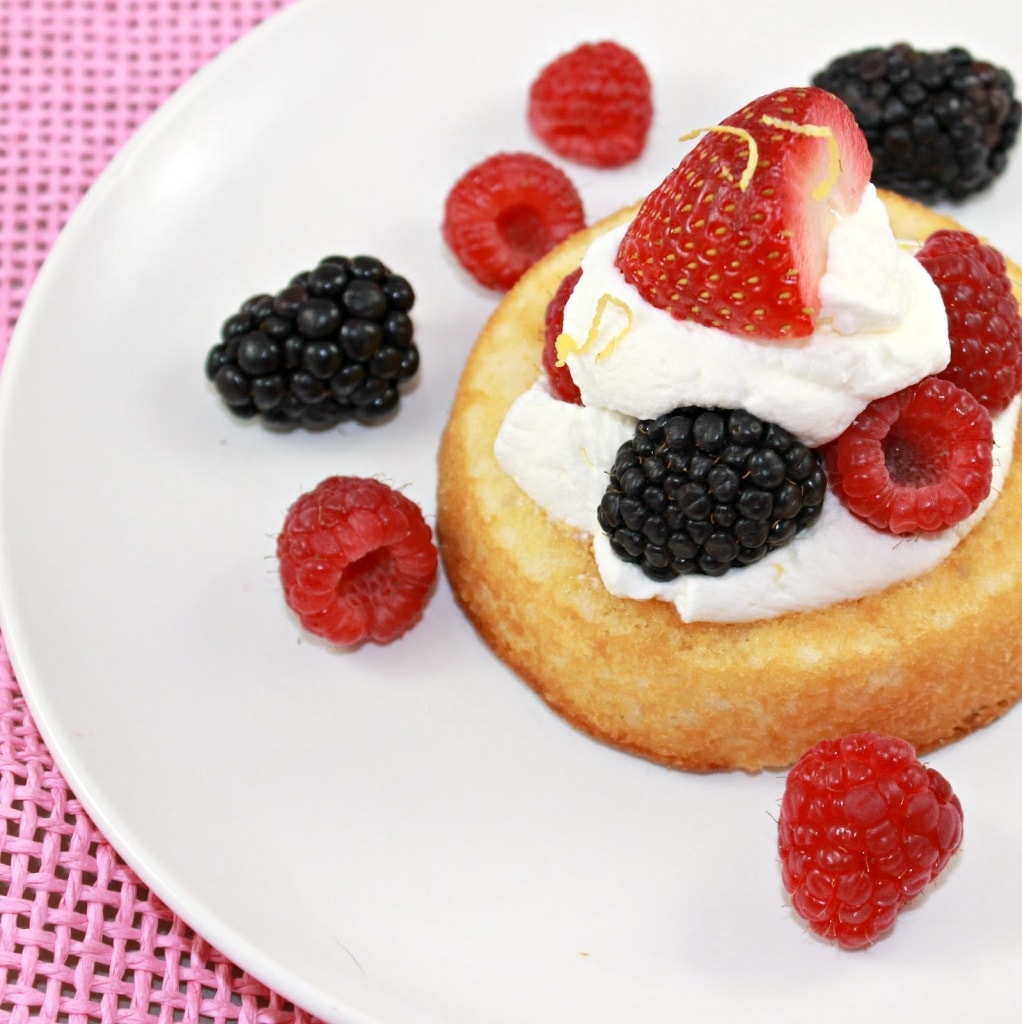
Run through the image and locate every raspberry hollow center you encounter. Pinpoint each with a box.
[883,426,947,488]
[496,204,553,264]
[345,546,392,596]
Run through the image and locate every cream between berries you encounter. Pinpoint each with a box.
[494,86,1022,622]
[550,194,948,448]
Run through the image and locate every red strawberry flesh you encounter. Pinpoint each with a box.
[615,86,873,339]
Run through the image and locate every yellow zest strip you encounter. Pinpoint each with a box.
[759,115,840,201]
[591,294,634,360]
[554,332,579,367]
[554,293,634,366]
[679,125,759,191]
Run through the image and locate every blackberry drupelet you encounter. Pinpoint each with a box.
[597,407,826,580]
[812,43,1021,202]
[204,255,419,429]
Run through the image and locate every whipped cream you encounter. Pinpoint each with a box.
[494,185,1019,623]
[557,186,948,448]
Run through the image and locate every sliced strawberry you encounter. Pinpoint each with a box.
[615,86,873,339]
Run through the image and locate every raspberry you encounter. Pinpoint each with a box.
[826,376,993,534]
[541,267,583,403]
[276,476,437,645]
[778,732,964,950]
[442,152,585,291]
[527,41,653,168]
[916,229,1022,413]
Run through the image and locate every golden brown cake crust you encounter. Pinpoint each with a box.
[436,191,1022,773]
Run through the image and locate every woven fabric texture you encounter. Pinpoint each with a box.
[0,2,327,1020]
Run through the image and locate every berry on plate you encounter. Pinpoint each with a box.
[541,267,583,404]
[205,255,419,429]
[812,43,1022,202]
[527,40,653,168]
[277,476,438,645]
[826,376,993,534]
[615,87,872,340]
[916,229,1022,414]
[442,152,585,291]
[778,732,964,950]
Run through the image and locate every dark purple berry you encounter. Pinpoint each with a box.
[812,43,1021,201]
[205,254,419,430]
[342,279,388,319]
[598,407,826,579]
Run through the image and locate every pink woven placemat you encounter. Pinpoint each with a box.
[0,2,328,1020]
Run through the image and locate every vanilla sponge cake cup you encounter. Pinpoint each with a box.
[437,191,1022,773]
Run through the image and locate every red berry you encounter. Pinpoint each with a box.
[541,267,583,403]
[527,40,653,168]
[277,476,437,645]
[826,376,993,534]
[916,229,1022,413]
[442,152,585,291]
[616,86,872,339]
[778,732,964,950]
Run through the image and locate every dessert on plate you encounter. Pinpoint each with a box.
[437,86,1022,772]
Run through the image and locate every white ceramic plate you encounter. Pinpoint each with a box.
[3,1,1022,1020]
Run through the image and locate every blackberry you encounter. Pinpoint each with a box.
[597,407,826,580]
[812,43,1022,202]
[204,255,419,429]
